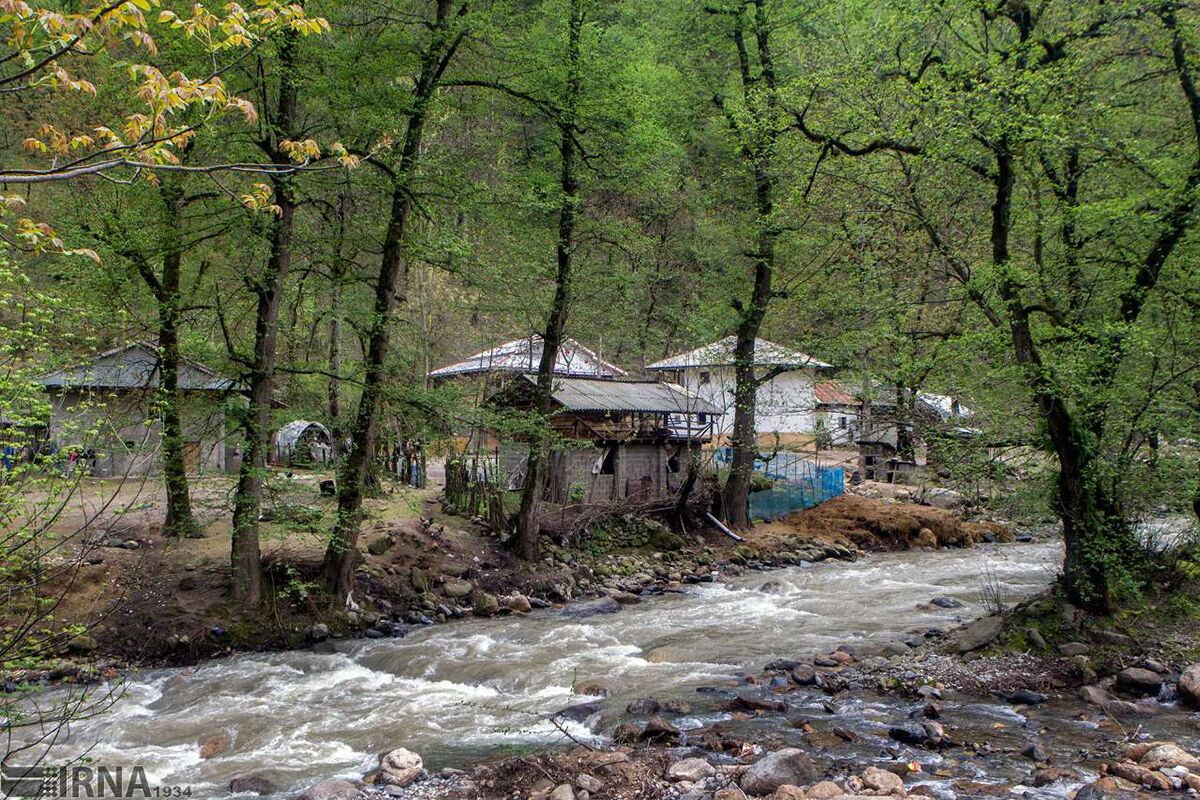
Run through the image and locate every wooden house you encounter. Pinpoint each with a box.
[491,375,721,503]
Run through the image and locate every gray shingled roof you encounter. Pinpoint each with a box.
[37,342,238,392]
[524,375,721,415]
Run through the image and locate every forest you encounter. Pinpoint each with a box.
[2,1,1200,799]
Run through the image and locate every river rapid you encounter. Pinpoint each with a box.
[26,541,1091,798]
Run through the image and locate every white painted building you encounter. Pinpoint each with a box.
[645,337,833,446]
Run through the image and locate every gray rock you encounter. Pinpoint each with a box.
[308,623,330,643]
[575,774,603,793]
[1001,689,1048,705]
[765,658,802,672]
[954,616,1003,653]
[367,535,393,555]
[1116,667,1162,696]
[791,664,819,685]
[1058,642,1091,656]
[1022,742,1048,762]
[441,578,473,599]
[668,758,715,782]
[1026,628,1047,650]
[625,697,661,715]
[930,596,964,609]
[925,487,966,509]
[739,748,817,796]
[229,775,275,795]
[888,722,931,745]
[294,780,360,800]
[561,596,621,618]
[881,641,911,657]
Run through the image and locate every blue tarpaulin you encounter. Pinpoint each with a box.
[716,448,845,521]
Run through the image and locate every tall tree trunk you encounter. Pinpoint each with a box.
[323,0,462,601]
[157,177,199,538]
[230,32,299,605]
[514,0,584,561]
[722,0,778,530]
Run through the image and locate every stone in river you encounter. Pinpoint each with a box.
[561,596,621,618]
[228,775,274,795]
[1180,663,1200,708]
[1000,689,1047,705]
[200,733,231,759]
[930,596,964,609]
[739,748,817,796]
[728,693,787,713]
[626,697,660,715]
[791,664,819,686]
[1116,667,1163,696]
[1139,743,1200,771]
[888,722,930,746]
[639,716,680,744]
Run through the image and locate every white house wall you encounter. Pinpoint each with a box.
[674,367,818,440]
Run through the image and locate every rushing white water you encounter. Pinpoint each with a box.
[32,542,1063,798]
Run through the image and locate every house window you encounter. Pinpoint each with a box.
[667,452,681,473]
[838,416,847,430]
[600,446,616,475]
[699,371,711,385]
[697,413,707,424]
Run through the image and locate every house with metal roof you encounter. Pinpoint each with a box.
[646,337,833,448]
[489,375,721,503]
[429,335,625,381]
[36,342,240,477]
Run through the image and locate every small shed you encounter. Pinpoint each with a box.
[491,375,721,503]
[272,420,332,467]
[36,342,239,477]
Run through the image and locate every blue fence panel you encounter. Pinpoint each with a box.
[715,447,844,521]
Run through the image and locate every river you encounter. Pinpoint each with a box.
[22,541,1089,798]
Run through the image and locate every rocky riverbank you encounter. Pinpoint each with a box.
[273,572,1200,800]
[4,490,1016,688]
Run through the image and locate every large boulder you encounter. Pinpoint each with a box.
[925,487,966,510]
[1179,664,1200,708]
[954,616,1003,653]
[378,747,423,787]
[1116,667,1162,696]
[739,748,817,796]
[862,766,906,797]
[561,596,621,619]
[294,780,360,800]
[1139,743,1200,771]
[472,592,500,617]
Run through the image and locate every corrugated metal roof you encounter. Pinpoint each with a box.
[524,375,721,415]
[646,336,832,370]
[430,336,626,378]
[37,342,238,392]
